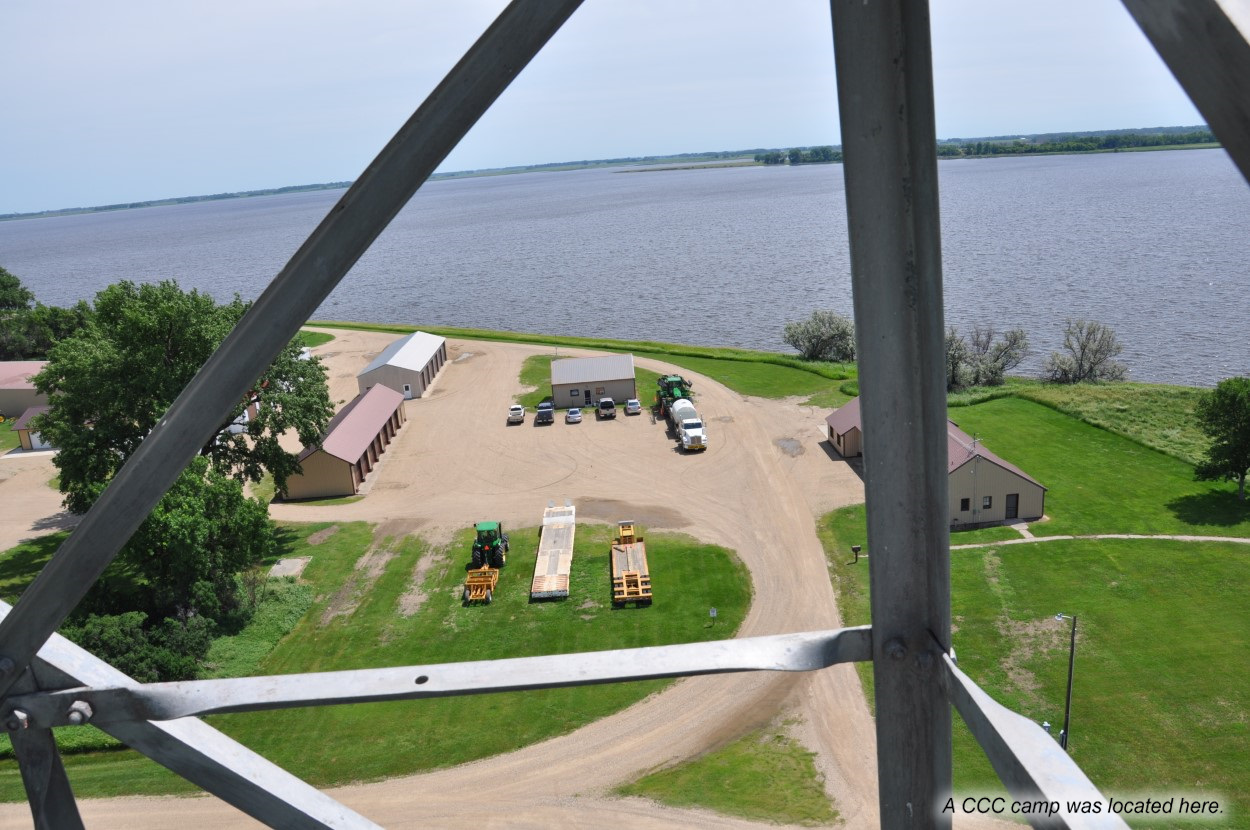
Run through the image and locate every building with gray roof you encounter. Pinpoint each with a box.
[550,354,636,408]
[356,331,447,400]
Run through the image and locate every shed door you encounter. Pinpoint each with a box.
[1005,493,1019,520]
[402,384,413,400]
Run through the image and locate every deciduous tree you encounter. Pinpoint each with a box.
[33,280,333,513]
[1195,376,1250,502]
[1042,319,1126,383]
[782,310,856,363]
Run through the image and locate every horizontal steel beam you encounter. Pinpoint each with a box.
[0,600,381,829]
[11,627,873,726]
[0,0,587,701]
[943,653,1128,830]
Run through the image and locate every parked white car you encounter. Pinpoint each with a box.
[566,407,583,424]
[624,398,642,415]
[507,405,525,424]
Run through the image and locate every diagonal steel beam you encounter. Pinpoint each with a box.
[943,654,1128,830]
[1120,0,1250,185]
[9,726,84,830]
[2,600,381,829]
[0,0,586,700]
[10,627,875,726]
[831,1,952,827]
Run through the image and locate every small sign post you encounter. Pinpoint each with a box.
[709,607,718,627]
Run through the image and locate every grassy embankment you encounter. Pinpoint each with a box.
[617,721,840,826]
[822,396,1250,827]
[0,521,751,798]
[311,320,858,408]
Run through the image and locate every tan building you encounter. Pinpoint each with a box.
[946,421,1046,528]
[826,396,1046,527]
[0,361,48,418]
[551,354,636,408]
[824,397,863,458]
[284,385,406,500]
[11,406,52,451]
[356,331,447,400]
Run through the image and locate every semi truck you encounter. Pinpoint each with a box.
[667,398,707,451]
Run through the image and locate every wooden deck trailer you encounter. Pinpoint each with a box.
[530,503,576,600]
[610,521,653,607]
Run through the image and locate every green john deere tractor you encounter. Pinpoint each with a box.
[471,521,509,569]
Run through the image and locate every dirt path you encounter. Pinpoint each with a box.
[1,329,878,829]
[0,449,75,553]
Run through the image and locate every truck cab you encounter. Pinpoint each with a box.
[596,398,617,419]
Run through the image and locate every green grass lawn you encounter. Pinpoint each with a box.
[947,397,1250,537]
[0,520,752,798]
[618,722,839,825]
[822,521,1250,826]
[0,419,19,453]
[297,330,335,348]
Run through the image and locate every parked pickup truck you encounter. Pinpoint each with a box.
[507,405,525,424]
[535,401,555,424]
[596,398,617,419]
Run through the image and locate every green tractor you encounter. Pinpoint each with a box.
[655,375,694,416]
[471,521,509,569]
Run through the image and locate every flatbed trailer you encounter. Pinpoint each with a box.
[531,504,576,599]
[463,567,499,604]
[610,521,652,607]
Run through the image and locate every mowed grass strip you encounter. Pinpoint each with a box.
[618,724,839,826]
[821,518,1250,826]
[9,521,751,797]
[947,397,1250,537]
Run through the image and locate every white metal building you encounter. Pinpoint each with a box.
[550,354,636,408]
[356,331,447,400]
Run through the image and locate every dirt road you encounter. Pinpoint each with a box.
[1,329,875,828]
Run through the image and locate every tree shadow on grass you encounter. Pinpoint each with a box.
[0,533,67,601]
[1166,490,1250,528]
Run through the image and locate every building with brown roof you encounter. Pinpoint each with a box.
[11,406,53,451]
[824,396,862,458]
[825,396,1046,527]
[283,385,407,500]
[0,361,48,418]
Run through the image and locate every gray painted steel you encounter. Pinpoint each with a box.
[10,726,84,830]
[0,0,588,703]
[1121,0,1250,185]
[944,654,1128,830]
[12,627,875,725]
[831,1,953,826]
[1,600,381,829]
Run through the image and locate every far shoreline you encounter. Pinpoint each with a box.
[1,129,1218,222]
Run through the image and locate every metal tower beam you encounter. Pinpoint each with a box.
[830,2,953,826]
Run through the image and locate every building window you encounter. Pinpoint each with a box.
[960,498,970,512]
[982,496,992,509]
[570,389,580,398]
[595,386,605,396]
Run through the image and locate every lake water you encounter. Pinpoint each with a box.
[2,149,1247,386]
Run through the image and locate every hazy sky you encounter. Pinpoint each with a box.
[2,0,1201,214]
